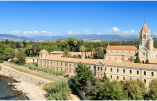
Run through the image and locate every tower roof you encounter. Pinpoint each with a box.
[140,23,150,33]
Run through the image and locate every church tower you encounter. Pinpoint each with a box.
[139,22,153,58]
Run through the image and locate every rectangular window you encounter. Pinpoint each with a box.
[110,75,112,79]
[130,70,132,74]
[105,67,107,71]
[137,70,139,75]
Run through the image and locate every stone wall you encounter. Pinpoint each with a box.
[3,62,68,82]
[1,66,48,86]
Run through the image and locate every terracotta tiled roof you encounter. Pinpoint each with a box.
[102,60,157,70]
[140,23,150,33]
[106,53,136,56]
[153,47,157,50]
[107,46,138,50]
[63,73,69,76]
[43,57,100,64]
[25,57,39,59]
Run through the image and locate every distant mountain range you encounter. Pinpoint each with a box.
[1,34,157,41]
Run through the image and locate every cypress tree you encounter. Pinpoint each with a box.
[134,56,141,63]
[145,59,149,64]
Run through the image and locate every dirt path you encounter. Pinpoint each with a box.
[0,64,53,83]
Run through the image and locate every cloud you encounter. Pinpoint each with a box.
[108,27,121,33]
[68,31,72,35]
[74,32,80,34]
[154,32,157,35]
[85,30,92,34]
[0,27,1,29]
[97,33,101,35]
[131,30,134,34]
[7,31,20,33]
[23,31,39,34]
[41,31,52,34]
[124,31,129,33]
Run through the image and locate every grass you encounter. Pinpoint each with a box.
[23,63,66,76]
[3,64,55,82]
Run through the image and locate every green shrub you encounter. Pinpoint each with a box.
[43,80,71,100]
[134,56,141,63]
[24,63,65,76]
[145,59,149,64]
[0,59,3,63]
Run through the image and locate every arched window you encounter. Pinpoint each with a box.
[117,76,119,80]
[98,67,99,71]
[115,58,116,60]
[70,64,71,68]
[144,79,146,83]
[123,69,125,73]
[151,72,154,76]
[101,67,102,71]
[130,70,132,74]
[51,62,52,65]
[144,71,146,76]
[143,34,146,40]
[137,70,139,75]
[110,68,112,72]
[61,63,62,66]
[123,77,125,81]
[105,67,107,71]
[109,57,110,60]
[110,75,112,79]
[117,68,119,73]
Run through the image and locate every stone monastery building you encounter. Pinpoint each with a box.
[37,23,157,87]
[104,23,157,62]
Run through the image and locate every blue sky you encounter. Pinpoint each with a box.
[0,1,157,37]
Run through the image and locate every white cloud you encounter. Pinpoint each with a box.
[41,31,48,33]
[74,32,80,34]
[131,30,134,34]
[108,30,112,32]
[154,32,157,35]
[85,30,92,34]
[7,31,19,33]
[41,31,52,34]
[23,31,39,34]
[124,31,129,33]
[97,33,101,35]
[68,31,72,35]
[108,27,121,33]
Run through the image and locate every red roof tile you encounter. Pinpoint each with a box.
[63,73,69,76]
[107,46,138,50]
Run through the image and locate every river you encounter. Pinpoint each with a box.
[0,76,28,100]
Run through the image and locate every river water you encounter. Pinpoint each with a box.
[0,76,28,100]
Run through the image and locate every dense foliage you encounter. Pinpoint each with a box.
[70,63,157,100]
[24,63,65,76]
[43,80,71,100]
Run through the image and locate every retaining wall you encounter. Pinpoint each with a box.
[1,66,48,86]
[3,62,68,82]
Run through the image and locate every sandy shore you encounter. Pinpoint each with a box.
[0,71,47,100]
[12,78,47,100]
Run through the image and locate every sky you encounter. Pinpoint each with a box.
[0,1,157,37]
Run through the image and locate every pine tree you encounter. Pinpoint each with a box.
[134,56,141,63]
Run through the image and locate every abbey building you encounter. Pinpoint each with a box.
[104,23,157,62]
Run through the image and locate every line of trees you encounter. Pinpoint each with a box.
[1,38,157,64]
[70,62,157,100]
